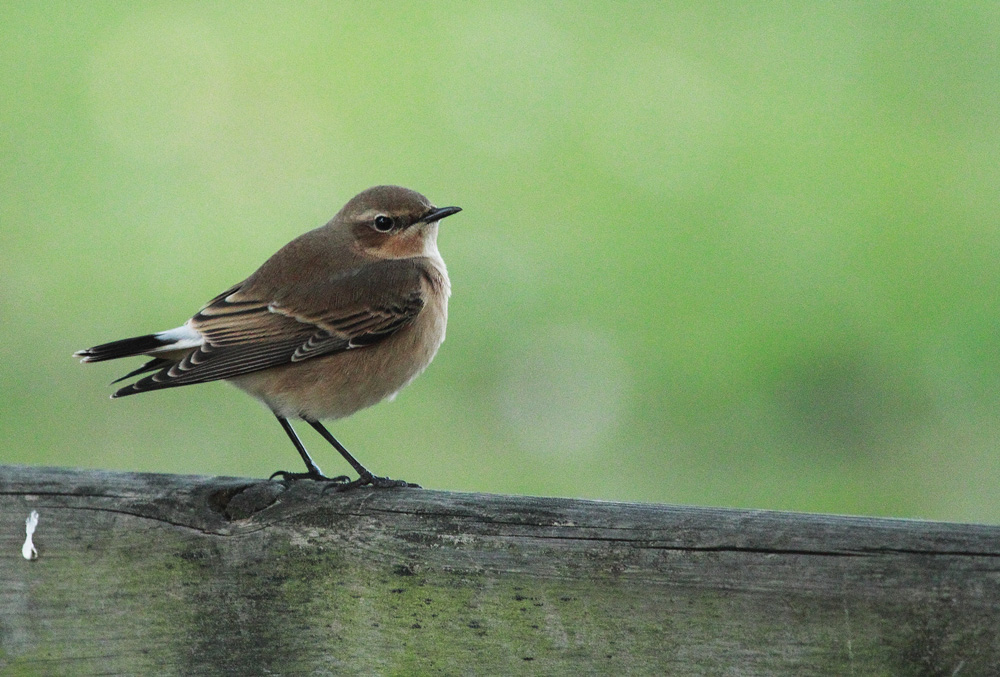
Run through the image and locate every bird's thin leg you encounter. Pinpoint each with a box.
[269,415,348,482]
[307,420,419,490]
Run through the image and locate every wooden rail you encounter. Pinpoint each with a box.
[2,465,998,674]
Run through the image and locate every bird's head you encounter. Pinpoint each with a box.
[335,185,461,260]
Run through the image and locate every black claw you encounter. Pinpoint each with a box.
[269,470,350,483]
[323,473,421,493]
[372,476,421,489]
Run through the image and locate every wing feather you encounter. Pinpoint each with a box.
[112,259,429,397]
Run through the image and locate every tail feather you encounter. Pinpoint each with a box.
[74,334,169,363]
[110,357,173,384]
[77,326,205,397]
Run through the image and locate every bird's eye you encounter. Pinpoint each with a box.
[373,215,394,232]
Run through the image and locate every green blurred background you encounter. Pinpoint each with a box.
[3,3,999,522]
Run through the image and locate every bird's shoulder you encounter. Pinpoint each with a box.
[192,254,438,342]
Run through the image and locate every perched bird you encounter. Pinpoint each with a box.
[75,185,461,489]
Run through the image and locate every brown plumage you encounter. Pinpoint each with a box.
[75,185,461,489]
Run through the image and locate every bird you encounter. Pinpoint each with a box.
[75,185,461,490]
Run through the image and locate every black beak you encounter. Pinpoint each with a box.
[422,206,462,223]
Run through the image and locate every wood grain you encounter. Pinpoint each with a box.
[2,465,998,675]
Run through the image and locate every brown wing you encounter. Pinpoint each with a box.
[112,260,428,397]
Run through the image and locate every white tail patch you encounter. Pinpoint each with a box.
[154,325,204,351]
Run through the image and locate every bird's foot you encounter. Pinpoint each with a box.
[323,471,420,492]
[269,470,351,483]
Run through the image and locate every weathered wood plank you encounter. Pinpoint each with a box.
[1,464,998,675]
